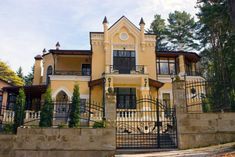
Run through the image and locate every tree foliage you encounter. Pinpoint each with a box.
[166,11,199,51]
[16,67,24,80]
[149,11,199,51]
[197,0,235,111]
[0,60,24,86]
[149,14,168,50]
[14,88,26,133]
[24,66,34,86]
[39,88,53,127]
[69,84,80,128]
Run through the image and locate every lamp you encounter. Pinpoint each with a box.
[170,72,175,82]
[144,78,148,87]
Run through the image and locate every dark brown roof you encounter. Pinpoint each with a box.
[3,85,47,98]
[0,78,14,86]
[157,51,201,62]
[149,78,164,89]
[89,78,104,87]
[34,55,43,60]
[43,49,92,57]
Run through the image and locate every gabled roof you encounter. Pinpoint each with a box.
[42,49,92,57]
[108,16,141,31]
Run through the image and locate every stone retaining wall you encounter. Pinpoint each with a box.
[0,128,116,157]
[177,112,235,149]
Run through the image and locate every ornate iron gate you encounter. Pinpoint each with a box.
[116,97,177,149]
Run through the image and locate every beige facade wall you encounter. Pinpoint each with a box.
[42,53,54,84]
[56,56,91,72]
[50,79,90,100]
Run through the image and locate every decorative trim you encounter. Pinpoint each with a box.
[50,75,90,81]
[52,87,72,100]
[119,32,129,41]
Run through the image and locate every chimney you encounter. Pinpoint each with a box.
[33,55,42,85]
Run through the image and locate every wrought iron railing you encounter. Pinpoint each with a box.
[185,80,235,113]
[106,65,146,74]
[0,101,104,132]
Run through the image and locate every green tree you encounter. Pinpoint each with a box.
[39,88,53,127]
[197,0,235,111]
[0,60,24,86]
[166,11,199,51]
[14,88,26,133]
[16,67,24,80]
[69,84,80,128]
[149,14,169,50]
[24,66,34,86]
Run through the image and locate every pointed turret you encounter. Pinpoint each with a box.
[42,48,47,54]
[103,16,108,24]
[56,42,60,50]
[139,17,145,25]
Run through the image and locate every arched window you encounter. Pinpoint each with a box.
[46,66,53,84]
[56,91,68,102]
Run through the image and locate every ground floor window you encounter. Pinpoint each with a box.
[115,88,136,109]
[162,93,171,117]
[7,93,16,110]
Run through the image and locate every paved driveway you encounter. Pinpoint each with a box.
[116,142,235,157]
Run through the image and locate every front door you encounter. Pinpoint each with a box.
[113,50,136,74]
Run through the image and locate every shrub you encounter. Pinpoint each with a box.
[39,88,53,127]
[92,121,105,128]
[69,84,80,128]
[3,123,14,134]
[14,88,26,133]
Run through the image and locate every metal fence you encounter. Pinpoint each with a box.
[185,80,235,113]
[0,101,104,133]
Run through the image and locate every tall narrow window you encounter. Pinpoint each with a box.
[82,64,91,76]
[113,50,136,74]
[7,93,16,110]
[162,93,171,117]
[46,66,53,85]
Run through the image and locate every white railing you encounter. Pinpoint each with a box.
[25,110,40,122]
[3,110,14,123]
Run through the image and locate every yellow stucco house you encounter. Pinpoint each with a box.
[2,16,201,110]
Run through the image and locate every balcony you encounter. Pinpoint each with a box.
[54,70,90,76]
[106,65,147,75]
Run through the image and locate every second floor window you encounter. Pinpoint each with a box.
[157,58,176,75]
[82,64,91,76]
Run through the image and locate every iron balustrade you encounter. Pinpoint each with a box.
[107,65,146,74]
[54,70,91,76]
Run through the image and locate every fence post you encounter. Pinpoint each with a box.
[172,80,187,113]
[105,93,116,128]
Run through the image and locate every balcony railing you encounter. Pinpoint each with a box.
[106,65,147,74]
[54,70,90,76]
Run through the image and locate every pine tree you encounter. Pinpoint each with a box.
[69,84,80,128]
[39,88,53,127]
[14,88,26,133]
[149,14,169,51]
[24,66,34,86]
[16,67,24,80]
[166,11,199,51]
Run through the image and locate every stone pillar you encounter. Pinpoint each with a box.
[105,93,116,128]
[2,91,8,108]
[172,81,187,113]
[192,62,196,75]
[178,55,185,76]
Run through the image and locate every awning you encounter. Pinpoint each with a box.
[3,85,48,98]
[149,78,164,88]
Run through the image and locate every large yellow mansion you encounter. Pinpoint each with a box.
[2,16,201,112]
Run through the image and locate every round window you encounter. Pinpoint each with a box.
[119,32,129,41]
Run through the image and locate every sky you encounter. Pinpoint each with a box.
[0,0,198,74]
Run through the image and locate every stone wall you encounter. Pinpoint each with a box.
[173,81,235,149]
[177,112,235,149]
[0,128,115,157]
